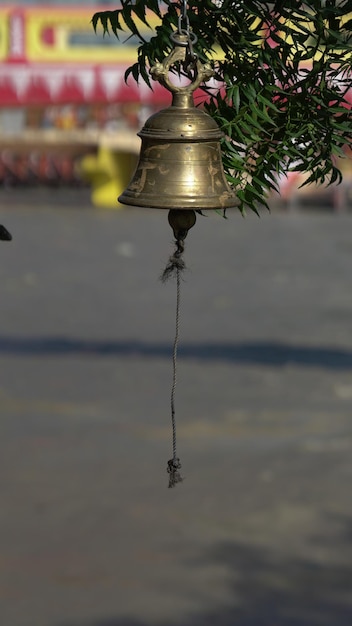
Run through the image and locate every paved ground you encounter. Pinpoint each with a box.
[0,188,352,626]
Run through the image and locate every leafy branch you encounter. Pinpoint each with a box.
[93,0,352,213]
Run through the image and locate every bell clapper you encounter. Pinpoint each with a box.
[168,209,196,241]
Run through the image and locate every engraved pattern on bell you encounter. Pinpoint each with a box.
[118,99,239,210]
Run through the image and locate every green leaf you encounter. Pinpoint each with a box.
[92,0,352,215]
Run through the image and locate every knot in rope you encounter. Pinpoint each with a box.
[167,457,183,488]
[161,238,186,283]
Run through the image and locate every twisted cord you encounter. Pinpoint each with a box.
[162,237,185,488]
[167,265,183,488]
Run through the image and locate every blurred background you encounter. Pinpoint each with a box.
[1,3,352,626]
[0,0,170,208]
[0,0,351,209]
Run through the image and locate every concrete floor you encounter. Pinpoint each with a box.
[0,188,352,625]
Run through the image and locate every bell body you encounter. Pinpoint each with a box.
[118,93,238,210]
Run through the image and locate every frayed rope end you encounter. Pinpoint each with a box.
[167,458,183,488]
[161,255,185,282]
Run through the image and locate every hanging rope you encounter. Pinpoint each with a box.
[168,263,183,487]
[161,236,186,488]
[161,210,196,488]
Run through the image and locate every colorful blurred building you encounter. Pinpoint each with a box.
[0,2,351,208]
[0,2,171,200]
[0,2,171,109]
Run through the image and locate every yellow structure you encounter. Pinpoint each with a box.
[79,130,140,208]
[80,147,137,209]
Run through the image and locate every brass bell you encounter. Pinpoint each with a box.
[118,34,239,211]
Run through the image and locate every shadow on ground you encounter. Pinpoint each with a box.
[59,523,352,626]
[1,336,352,369]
